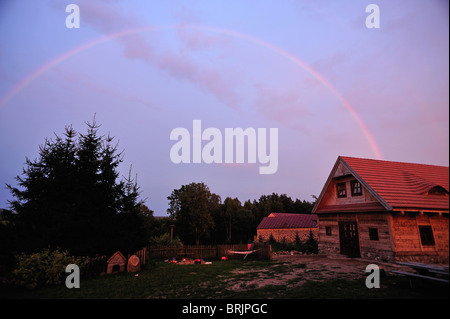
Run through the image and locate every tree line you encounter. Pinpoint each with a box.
[166,182,315,245]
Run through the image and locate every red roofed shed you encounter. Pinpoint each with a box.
[313,156,449,263]
[256,213,318,243]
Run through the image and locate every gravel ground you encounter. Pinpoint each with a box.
[224,254,409,292]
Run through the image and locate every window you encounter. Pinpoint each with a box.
[419,226,435,246]
[326,227,332,236]
[351,180,362,196]
[337,182,347,198]
[427,186,449,196]
[369,228,379,241]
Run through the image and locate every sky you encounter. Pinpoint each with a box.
[0,0,448,216]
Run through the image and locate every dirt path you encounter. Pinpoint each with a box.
[224,254,407,292]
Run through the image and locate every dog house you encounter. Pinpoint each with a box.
[106,251,127,274]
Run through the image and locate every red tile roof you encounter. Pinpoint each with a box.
[257,213,317,229]
[340,156,449,211]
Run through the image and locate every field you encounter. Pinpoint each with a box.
[2,255,448,299]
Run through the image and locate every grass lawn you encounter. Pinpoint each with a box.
[1,258,448,299]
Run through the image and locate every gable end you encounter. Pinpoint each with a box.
[313,157,392,214]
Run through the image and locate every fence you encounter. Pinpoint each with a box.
[83,255,107,277]
[82,243,271,277]
[128,247,148,265]
[147,243,271,260]
[83,247,150,277]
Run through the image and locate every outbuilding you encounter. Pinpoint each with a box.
[256,213,318,243]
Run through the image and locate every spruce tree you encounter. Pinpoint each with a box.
[7,117,147,256]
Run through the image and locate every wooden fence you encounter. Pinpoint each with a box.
[83,255,107,277]
[81,243,271,278]
[128,247,148,265]
[147,243,271,260]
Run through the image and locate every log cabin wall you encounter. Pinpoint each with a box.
[318,212,449,263]
[318,212,395,262]
[357,212,394,262]
[317,213,340,256]
[391,212,449,264]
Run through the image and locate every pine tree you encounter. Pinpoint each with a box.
[7,117,147,256]
[294,232,303,251]
[7,126,78,253]
[305,230,318,254]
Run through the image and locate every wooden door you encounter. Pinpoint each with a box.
[339,222,361,258]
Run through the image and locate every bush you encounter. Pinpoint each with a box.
[268,231,318,254]
[9,248,89,289]
[150,233,183,247]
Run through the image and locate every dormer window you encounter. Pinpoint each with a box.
[351,180,362,196]
[337,182,347,198]
[427,186,449,196]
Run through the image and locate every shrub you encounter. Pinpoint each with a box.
[258,234,264,243]
[304,230,318,254]
[9,248,89,289]
[268,231,318,254]
[150,233,183,247]
[268,233,275,244]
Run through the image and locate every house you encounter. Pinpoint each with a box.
[313,156,449,264]
[256,213,318,243]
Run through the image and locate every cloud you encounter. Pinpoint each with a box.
[176,25,230,52]
[78,1,154,62]
[52,0,242,110]
[156,50,240,109]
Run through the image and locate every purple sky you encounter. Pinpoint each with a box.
[0,1,448,216]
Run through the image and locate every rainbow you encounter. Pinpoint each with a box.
[0,24,383,160]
